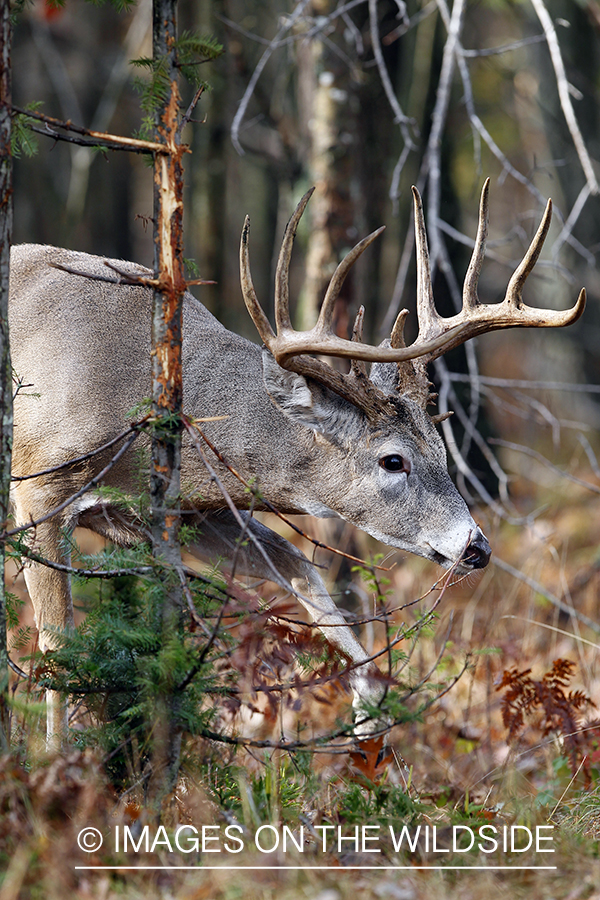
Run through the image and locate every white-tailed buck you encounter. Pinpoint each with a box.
[9,181,584,743]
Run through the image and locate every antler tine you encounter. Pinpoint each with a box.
[317,227,386,334]
[350,306,368,379]
[352,305,365,343]
[505,197,552,308]
[412,186,442,338]
[240,183,584,417]
[462,178,489,311]
[241,190,466,366]
[390,308,409,349]
[240,215,276,345]
[275,188,315,333]
[408,183,586,364]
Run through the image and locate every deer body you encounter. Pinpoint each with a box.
[9,243,482,738]
[8,184,584,743]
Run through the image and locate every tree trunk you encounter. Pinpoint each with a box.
[149,0,185,804]
[295,0,357,335]
[0,0,13,754]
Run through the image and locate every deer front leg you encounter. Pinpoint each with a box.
[191,510,386,736]
[288,567,386,737]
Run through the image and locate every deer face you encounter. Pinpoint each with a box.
[263,352,490,573]
[348,398,490,571]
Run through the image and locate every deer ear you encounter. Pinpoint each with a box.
[262,349,327,432]
[369,339,400,395]
[370,360,399,395]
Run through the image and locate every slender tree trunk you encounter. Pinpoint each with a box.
[296,0,357,334]
[0,0,13,754]
[149,0,185,803]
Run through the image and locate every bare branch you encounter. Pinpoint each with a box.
[447,372,600,393]
[529,0,600,195]
[177,85,205,139]
[10,104,164,154]
[437,361,538,523]
[368,0,418,164]
[493,556,600,634]
[490,437,600,495]
[426,0,467,270]
[184,418,315,598]
[461,34,546,58]
[552,183,593,260]
[231,0,312,155]
[12,543,153,579]
[188,417,390,570]
[11,416,151,482]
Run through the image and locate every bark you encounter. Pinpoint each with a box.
[295,0,357,336]
[149,0,185,804]
[0,0,11,753]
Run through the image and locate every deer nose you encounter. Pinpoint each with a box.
[464,531,491,569]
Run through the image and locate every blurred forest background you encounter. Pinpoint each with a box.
[13,0,599,348]
[6,0,600,895]
[11,0,600,572]
[12,0,600,500]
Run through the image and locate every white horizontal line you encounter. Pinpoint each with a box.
[75,865,558,871]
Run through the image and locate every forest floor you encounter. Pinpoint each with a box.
[2,423,600,900]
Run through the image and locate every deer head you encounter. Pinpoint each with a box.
[238,180,584,571]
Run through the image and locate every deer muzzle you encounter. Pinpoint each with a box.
[463,530,491,569]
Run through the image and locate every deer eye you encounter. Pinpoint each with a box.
[379,454,410,474]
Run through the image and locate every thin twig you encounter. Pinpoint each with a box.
[426,0,466,271]
[49,259,155,287]
[461,34,546,57]
[11,543,153,579]
[4,430,141,539]
[176,572,231,692]
[503,615,600,653]
[369,0,417,131]
[552,183,593,260]
[437,369,531,524]
[490,437,600,495]
[177,84,205,139]
[183,418,311,598]
[189,418,392,570]
[231,0,312,155]
[493,556,600,634]
[548,755,588,821]
[447,372,600,393]
[11,415,151,481]
[438,370,512,504]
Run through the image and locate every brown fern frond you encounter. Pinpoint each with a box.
[497,659,596,777]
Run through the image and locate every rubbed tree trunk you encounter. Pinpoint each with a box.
[149,0,185,804]
[0,0,12,754]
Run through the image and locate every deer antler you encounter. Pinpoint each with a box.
[239,183,585,414]
[240,189,467,369]
[399,178,586,360]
